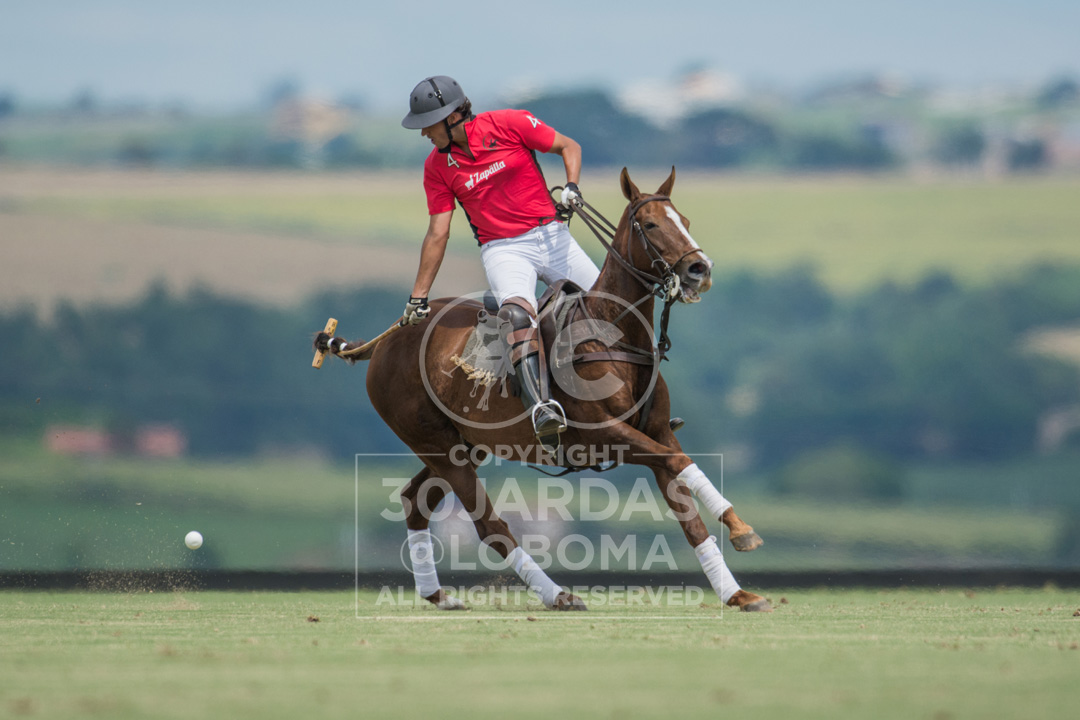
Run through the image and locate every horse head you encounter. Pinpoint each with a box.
[619,167,714,303]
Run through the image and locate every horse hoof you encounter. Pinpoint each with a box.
[552,592,588,611]
[740,598,773,612]
[730,530,763,552]
[424,589,467,611]
[436,597,467,611]
[726,590,773,613]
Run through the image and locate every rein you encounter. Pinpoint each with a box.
[542,187,703,448]
[555,190,692,363]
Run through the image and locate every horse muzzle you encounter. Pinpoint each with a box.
[675,254,713,304]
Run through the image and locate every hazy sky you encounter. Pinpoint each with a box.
[4,0,1079,112]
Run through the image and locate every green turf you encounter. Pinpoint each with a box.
[14,174,1080,291]
[1,588,1077,719]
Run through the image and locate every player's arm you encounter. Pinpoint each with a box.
[548,131,583,206]
[410,210,453,299]
[547,131,581,187]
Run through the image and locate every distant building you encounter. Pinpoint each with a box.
[45,425,112,456]
[135,425,187,458]
[269,97,352,169]
[44,424,187,458]
[1045,120,1080,170]
[270,98,349,145]
[618,68,744,127]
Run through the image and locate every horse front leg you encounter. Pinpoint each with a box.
[633,378,764,553]
[611,418,770,611]
[630,419,764,552]
[676,462,764,552]
[654,468,772,613]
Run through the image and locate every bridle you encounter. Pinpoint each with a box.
[556,189,706,360]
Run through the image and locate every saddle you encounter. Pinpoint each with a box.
[456,281,659,431]
[463,281,589,400]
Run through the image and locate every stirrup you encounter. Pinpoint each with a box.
[669,417,685,432]
[531,399,568,440]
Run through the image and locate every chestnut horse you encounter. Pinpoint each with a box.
[317,168,771,612]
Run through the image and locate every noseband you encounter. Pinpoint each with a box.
[625,195,710,301]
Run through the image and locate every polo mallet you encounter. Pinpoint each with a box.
[311,318,338,368]
[311,317,408,368]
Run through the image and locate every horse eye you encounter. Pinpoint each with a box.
[643,222,658,231]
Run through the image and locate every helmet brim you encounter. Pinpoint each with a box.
[401,104,458,130]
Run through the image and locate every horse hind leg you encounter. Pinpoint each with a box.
[400,467,466,611]
[447,463,585,612]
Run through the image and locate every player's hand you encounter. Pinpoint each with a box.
[402,297,430,326]
[560,182,582,208]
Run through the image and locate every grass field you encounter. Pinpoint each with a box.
[2,588,1078,719]
[3,169,1080,315]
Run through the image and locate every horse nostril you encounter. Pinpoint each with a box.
[688,262,708,278]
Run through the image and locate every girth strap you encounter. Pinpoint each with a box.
[572,351,655,366]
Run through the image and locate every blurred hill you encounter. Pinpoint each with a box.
[2,71,1079,174]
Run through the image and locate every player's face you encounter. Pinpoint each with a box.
[420,112,461,149]
[421,120,450,148]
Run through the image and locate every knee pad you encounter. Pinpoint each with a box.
[496,298,535,330]
[498,298,538,364]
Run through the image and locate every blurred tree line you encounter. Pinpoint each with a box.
[664,266,1080,495]
[4,266,1079,484]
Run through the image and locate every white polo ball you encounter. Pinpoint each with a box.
[185,531,203,550]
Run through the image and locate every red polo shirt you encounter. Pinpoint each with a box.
[423,109,560,244]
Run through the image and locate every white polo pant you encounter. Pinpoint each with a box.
[480,221,600,312]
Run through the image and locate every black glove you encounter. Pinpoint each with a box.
[402,297,430,326]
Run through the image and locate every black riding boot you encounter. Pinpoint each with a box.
[515,353,567,449]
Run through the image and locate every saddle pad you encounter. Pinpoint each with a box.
[450,311,510,388]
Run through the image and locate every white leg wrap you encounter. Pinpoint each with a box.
[695,535,740,603]
[507,546,562,607]
[678,463,732,520]
[406,529,441,599]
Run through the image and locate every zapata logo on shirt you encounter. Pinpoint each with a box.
[483,133,498,149]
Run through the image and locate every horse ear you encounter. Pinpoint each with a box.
[620,167,640,201]
[657,166,676,197]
